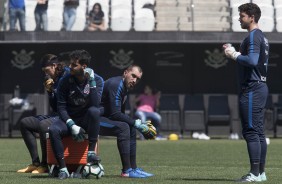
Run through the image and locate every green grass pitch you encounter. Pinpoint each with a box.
[0,138,282,184]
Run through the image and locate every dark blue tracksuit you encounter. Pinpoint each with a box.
[99,76,137,170]
[19,67,70,165]
[236,29,269,168]
[49,73,103,166]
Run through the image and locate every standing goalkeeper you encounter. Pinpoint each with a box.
[223,3,269,182]
[99,65,156,178]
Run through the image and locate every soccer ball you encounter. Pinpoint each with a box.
[82,163,105,179]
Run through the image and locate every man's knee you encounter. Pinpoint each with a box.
[87,107,100,119]
[118,123,130,140]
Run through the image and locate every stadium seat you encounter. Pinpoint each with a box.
[276,17,282,32]
[72,1,87,31]
[25,0,37,31]
[258,16,275,32]
[274,0,282,7]
[111,0,132,14]
[274,94,282,137]
[47,8,63,31]
[230,0,251,8]
[206,95,231,136]
[182,94,206,135]
[134,9,155,31]
[134,0,155,13]
[111,9,132,31]
[158,94,181,133]
[252,0,273,6]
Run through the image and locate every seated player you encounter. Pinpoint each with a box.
[99,65,156,178]
[17,54,69,173]
[48,50,102,179]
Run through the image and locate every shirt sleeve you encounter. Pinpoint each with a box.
[236,31,260,67]
[56,77,71,122]
[108,82,135,126]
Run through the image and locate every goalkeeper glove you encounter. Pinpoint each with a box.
[223,44,241,60]
[134,119,149,134]
[66,119,86,142]
[84,68,96,88]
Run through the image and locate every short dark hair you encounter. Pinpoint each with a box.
[238,3,261,23]
[69,50,91,66]
[125,64,143,73]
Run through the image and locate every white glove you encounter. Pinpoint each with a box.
[134,119,149,133]
[224,46,241,60]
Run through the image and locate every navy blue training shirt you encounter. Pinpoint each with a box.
[236,29,269,86]
[56,72,103,122]
[100,76,135,126]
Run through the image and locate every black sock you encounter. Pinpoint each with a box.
[58,157,66,169]
[88,141,96,152]
[259,163,265,174]
[250,162,260,176]
[120,153,131,172]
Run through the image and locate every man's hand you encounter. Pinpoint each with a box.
[134,119,156,140]
[44,78,54,92]
[223,43,241,60]
[66,119,86,142]
[84,68,96,88]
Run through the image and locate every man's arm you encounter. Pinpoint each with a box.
[56,76,71,122]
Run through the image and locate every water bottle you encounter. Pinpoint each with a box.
[14,85,20,98]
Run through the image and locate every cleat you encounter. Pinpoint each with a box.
[121,168,147,178]
[31,165,48,174]
[87,151,101,164]
[58,168,70,180]
[134,168,154,177]
[236,173,262,182]
[17,164,38,173]
[260,172,267,181]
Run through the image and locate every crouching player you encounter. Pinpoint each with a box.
[99,65,156,178]
[49,50,102,179]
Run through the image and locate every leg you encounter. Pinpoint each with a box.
[18,8,26,31]
[31,117,55,174]
[79,107,100,163]
[49,118,70,179]
[9,8,17,31]
[20,116,41,165]
[41,10,48,31]
[34,9,40,31]
[99,117,131,171]
[65,7,76,31]
[240,91,261,177]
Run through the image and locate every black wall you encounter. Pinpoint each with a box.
[0,43,281,94]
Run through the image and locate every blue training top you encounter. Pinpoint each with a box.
[236,29,269,87]
[100,76,135,126]
[56,71,103,122]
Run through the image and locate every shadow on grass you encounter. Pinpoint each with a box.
[167,177,235,182]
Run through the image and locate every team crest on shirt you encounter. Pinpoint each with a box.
[11,49,35,70]
[110,49,134,69]
[84,84,90,94]
[204,48,228,69]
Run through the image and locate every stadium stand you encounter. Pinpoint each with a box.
[274,94,282,137]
